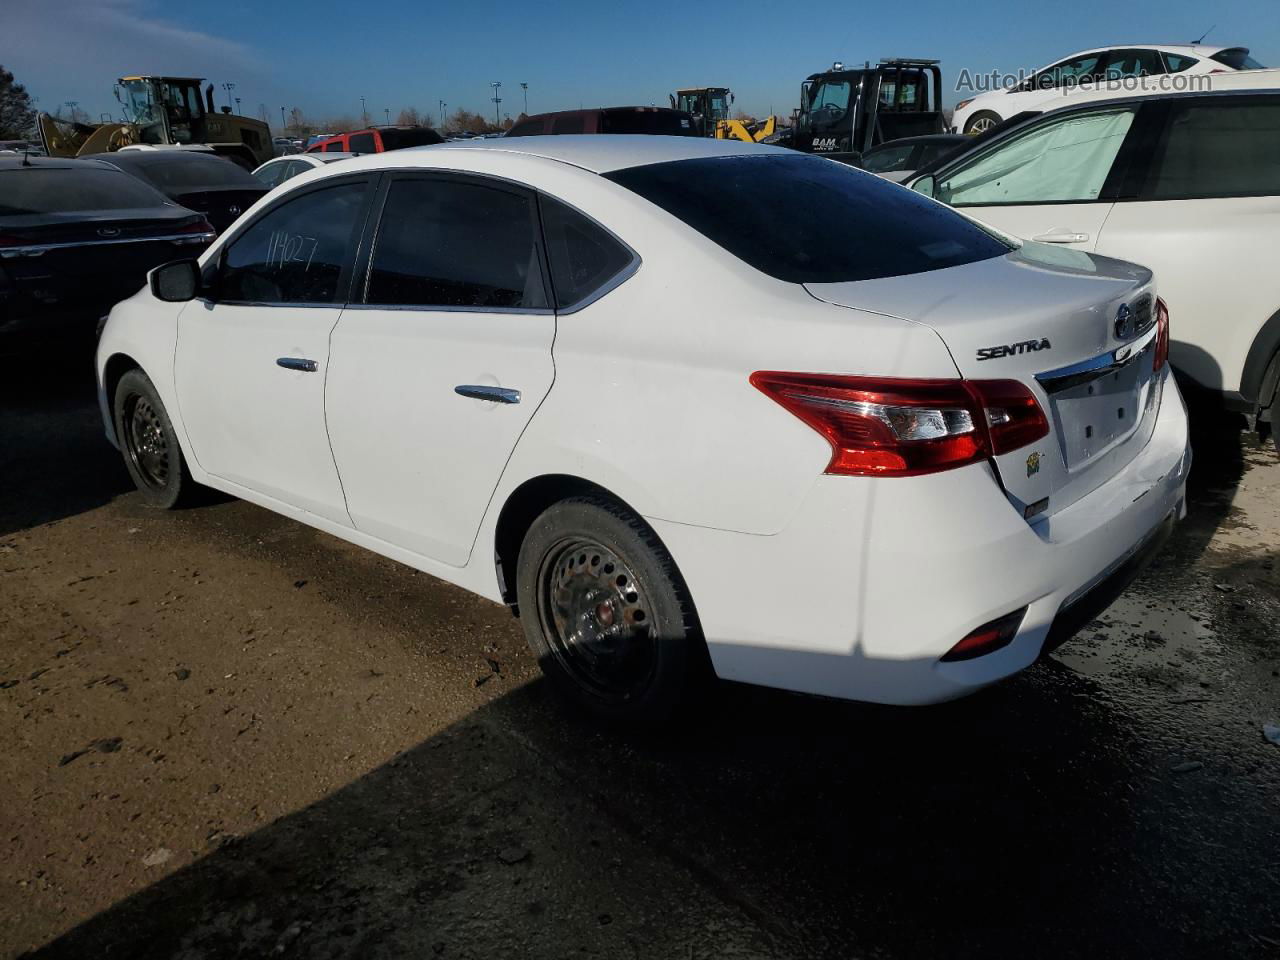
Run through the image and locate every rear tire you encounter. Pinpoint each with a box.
[515,496,708,728]
[964,110,1001,135]
[113,369,197,509]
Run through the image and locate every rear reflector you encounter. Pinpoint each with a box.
[941,608,1027,662]
[1153,297,1170,372]
[750,372,1049,477]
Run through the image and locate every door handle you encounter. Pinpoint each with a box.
[1031,229,1090,244]
[277,357,318,372]
[455,385,521,404]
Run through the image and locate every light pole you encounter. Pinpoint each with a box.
[359,96,367,126]
[490,81,502,129]
[439,100,446,127]
[234,97,241,114]
[64,100,79,121]
[520,82,528,115]
[221,82,235,111]
[384,107,390,125]
[281,105,287,132]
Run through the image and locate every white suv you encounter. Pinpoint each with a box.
[953,44,1265,134]
[913,73,1280,446]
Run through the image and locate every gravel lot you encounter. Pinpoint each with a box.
[2,355,1278,959]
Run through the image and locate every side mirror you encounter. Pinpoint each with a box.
[911,175,937,198]
[149,259,201,302]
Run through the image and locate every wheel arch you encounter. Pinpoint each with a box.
[101,351,144,445]
[492,474,649,610]
[1240,305,1280,417]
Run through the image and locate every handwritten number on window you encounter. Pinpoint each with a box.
[266,230,319,272]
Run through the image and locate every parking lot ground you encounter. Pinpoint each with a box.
[2,356,1279,959]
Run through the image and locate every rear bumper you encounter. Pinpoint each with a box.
[650,374,1191,705]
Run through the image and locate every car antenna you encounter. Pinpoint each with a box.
[1193,24,1216,44]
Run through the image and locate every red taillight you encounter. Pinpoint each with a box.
[750,372,1049,478]
[1153,297,1170,372]
[941,608,1027,662]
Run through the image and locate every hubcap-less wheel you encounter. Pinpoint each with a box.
[537,538,657,703]
[968,116,997,135]
[123,394,170,489]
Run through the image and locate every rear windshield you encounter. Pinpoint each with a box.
[604,154,1010,283]
[1210,48,1265,70]
[379,128,444,149]
[0,166,167,215]
[112,155,259,189]
[600,111,696,136]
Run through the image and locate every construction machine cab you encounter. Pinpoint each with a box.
[117,77,214,147]
[792,59,944,164]
[671,87,733,137]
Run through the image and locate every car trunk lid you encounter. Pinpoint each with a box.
[804,245,1164,522]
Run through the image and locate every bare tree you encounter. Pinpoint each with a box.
[396,107,420,127]
[286,107,311,138]
[0,65,37,138]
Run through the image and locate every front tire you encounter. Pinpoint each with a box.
[113,369,196,509]
[515,496,708,727]
[964,110,1002,135]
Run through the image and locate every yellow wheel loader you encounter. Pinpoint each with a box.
[670,87,779,143]
[39,76,272,170]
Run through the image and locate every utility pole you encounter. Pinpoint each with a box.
[359,96,367,127]
[439,100,446,127]
[520,82,528,115]
[281,106,287,132]
[64,100,79,121]
[384,107,390,125]
[221,82,235,111]
[490,81,502,129]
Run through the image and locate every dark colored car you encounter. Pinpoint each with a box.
[505,107,698,137]
[94,150,268,233]
[305,126,444,154]
[0,156,214,340]
[859,133,969,181]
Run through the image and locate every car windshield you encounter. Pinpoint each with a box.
[806,80,852,123]
[605,154,1010,283]
[0,167,168,215]
[112,155,259,190]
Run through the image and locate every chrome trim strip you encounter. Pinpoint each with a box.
[341,302,554,316]
[0,232,216,258]
[454,384,521,404]
[1035,324,1159,394]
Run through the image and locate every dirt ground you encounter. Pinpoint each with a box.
[2,356,1278,959]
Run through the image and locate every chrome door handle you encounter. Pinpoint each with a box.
[455,385,521,404]
[1031,230,1090,244]
[277,357,318,372]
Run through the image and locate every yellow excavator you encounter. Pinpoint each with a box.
[670,87,778,142]
[39,76,272,170]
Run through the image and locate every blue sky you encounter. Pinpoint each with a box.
[4,0,1277,129]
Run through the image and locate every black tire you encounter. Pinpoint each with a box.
[964,110,1002,135]
[515,496,708,727]
[112,369,196,509]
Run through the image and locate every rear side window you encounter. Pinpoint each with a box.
[0,167,166,214]
[218,181,367,303]
[378,128,442,148]
[253,162,288,188]
[348,132,377,153]
[862,143,916,173]
[366,178,548,309]
[1103,49,1165,79]
[605,154,1009,284]
[323,138,345,152]
[551,114,586,135]
[539,195,635,308]
[1163,53,1199,73]
[1141,100,1280,200]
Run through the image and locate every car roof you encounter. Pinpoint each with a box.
[1045,66,1280,108]
[385,134,788,174]
[1051,43,1241,59]
[0,155,106,171]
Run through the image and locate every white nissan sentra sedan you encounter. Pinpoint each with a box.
[96,136,1190,725]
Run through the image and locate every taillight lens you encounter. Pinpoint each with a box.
[1153,297,1170,372]
[941,608,1027,661]
[750,372,1049,478]
[173,218,217,243]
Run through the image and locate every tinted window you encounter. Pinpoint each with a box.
[539,195,634,308]
[367,178,547,308]
[379,128,443,148]
[1035,54,1102,89]
[862,143,917,173]
[938,107,1135,205]
[551,114,586,135]
[1163,53,1199,73]
[323,138,345,152]
[1142,100,1280,200]
[349,132,378,153]
[112,154,259,190]
[219,181,367,303]
[1210,49,1265,70]
[0,166,168,215]
[253,162,288,188]
[605,154,1009,284]
[600,111,696,136]
[1103,49,1165,79]
[506,120,544,137]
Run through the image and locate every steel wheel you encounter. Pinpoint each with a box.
[536,537,658,704]
[122,393,170,490]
